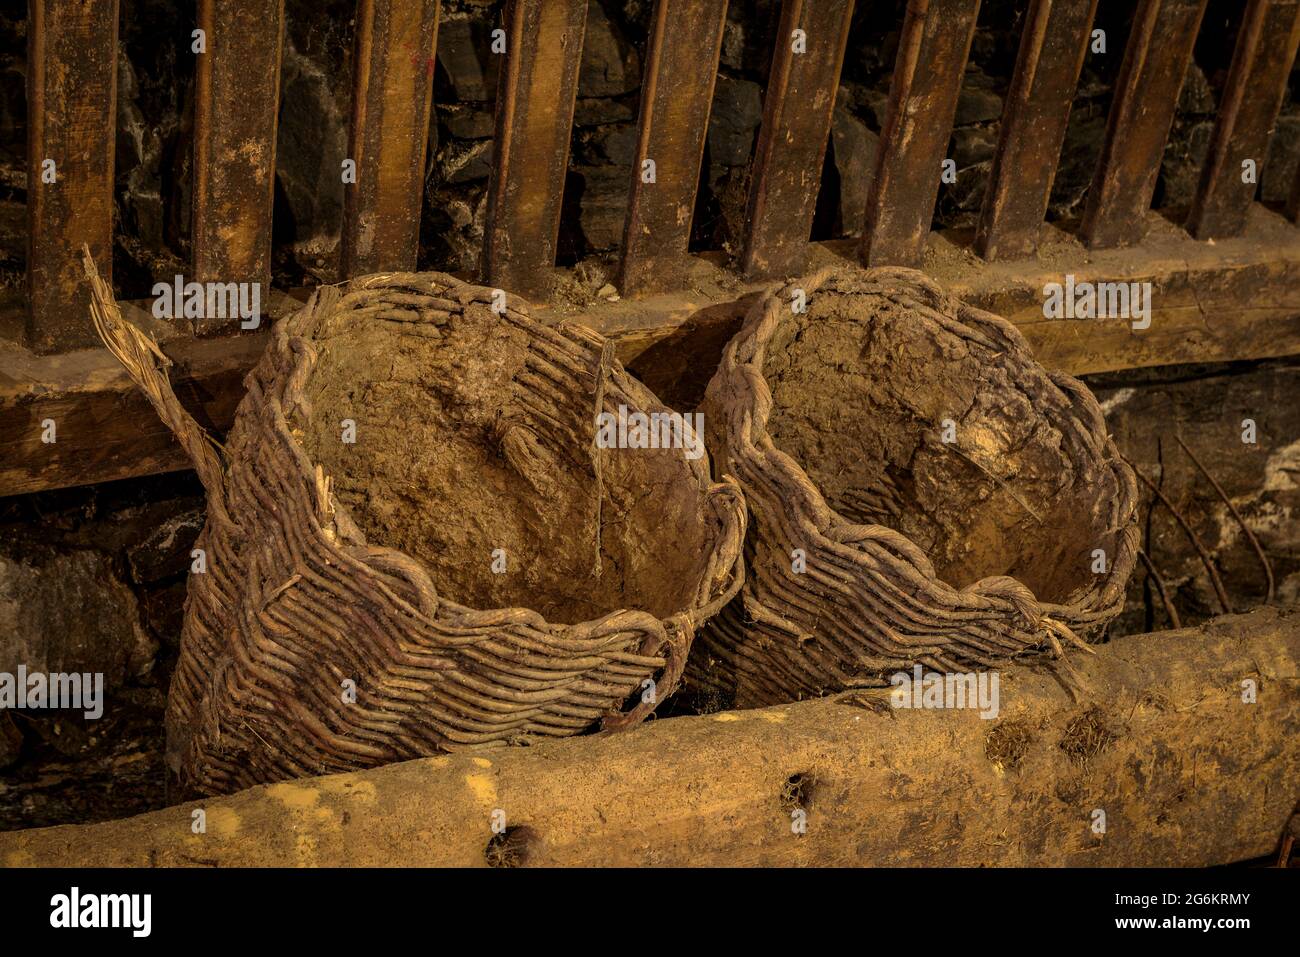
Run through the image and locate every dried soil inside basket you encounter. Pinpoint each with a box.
[762,286,1104,604]
[297,299,711,625]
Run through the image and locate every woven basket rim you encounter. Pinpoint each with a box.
[709,265,1138,629]
[260,269,746,637]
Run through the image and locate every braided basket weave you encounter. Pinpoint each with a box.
[86,258,744,796]
[687,267,1138,708]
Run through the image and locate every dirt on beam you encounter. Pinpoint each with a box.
[2,607,1297,868]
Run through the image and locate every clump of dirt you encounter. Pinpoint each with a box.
[297,296,714,625]
[985,720,1034,772]
[1059,706,1117,765]
[760,273,1119,604]
[551,260,611,310]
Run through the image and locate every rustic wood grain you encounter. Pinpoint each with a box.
[1186,0,1300,240]
[5,213,1299,496]
[618,0,729,296]
[1079,0,1208,249]
[3,606,1296,867]
[0,333,267,498]
[975,0,1098,261]
[341,0,442,276]
[25,0,119,354]
[860,0,981,268]
[739,0,856,280]
[192,0,285,332]
[483,0,587,298]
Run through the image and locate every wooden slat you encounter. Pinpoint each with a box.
[618,0,729,296]
[974,0,1098,261]
[25,0,119,355]
[192,0,285,332]
[1186,0,1300,240]
[860,0,981,269]
[483,0,587,298]
[1079,0,1208,249]
[739,0,856,280]
[341,0,441,276]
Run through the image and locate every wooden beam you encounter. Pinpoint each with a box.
[0,331,268,498]
[974,0,1098,261]
[739,0,856,280]
[25,0,119,354]
[1186,0,1300,240]
[192,0,285,333]
[943,230,1300,377]
[860,0,981,269]
[618,0,729,296]
[4,213,1299,498]
[618,217,1300,410]
[483,0,587,298]
[3,606,1296,867]
[341,0,441,276]
[1079,0,1208,249]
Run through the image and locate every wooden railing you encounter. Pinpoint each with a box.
[5,0,1300,496]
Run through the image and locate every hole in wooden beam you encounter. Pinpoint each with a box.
[779,771,818,815]
[484,824,537,868]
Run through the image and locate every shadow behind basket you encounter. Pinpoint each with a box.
[687,267,1139,709]
[86,261,744,796]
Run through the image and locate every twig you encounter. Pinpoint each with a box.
[589,340,615,578]
[948,445,1044,524]
[1175,435,1274,604]
[1126,456,1233,615]
[1137,547,1181,630]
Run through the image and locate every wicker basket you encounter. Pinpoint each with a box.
[86,257,745,795]
[687,267,1138,708]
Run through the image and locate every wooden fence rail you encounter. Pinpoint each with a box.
[5,0,1300,495]
[16,0,1300,342]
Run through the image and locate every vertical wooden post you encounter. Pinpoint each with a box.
[192,0,285,333]
[860,0,981,269]
[341,0,442,277]
[739,0,856,281]
[618,0,729,296]
[1186,0,1300,240]
[975,0,1098,261]
[483,0,587,298]
[1079,0,1208,249]
[25,0,119,354]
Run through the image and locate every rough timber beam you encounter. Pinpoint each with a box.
[3,210,1300,497]
[1,607,1297,867]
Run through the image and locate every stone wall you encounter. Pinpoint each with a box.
[0,474,204,829]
